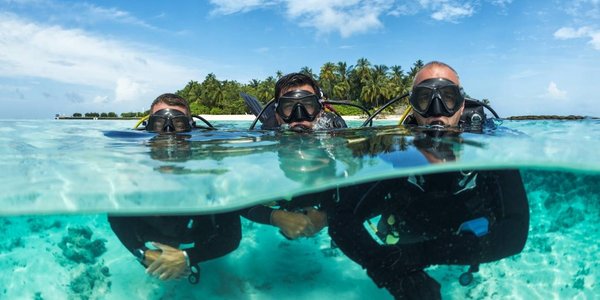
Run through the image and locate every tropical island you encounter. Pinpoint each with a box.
[56,58,590,121]
[58,59,433,119]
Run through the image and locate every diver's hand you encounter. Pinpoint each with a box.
[305,207,328,233]
[145,242,190,281]
[271,210,315,239]
[142,249,161,266]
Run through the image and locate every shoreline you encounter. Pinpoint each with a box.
[54,114,597,121]
[55,114,399,121]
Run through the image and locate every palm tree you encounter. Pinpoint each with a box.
[300,66,315,79]
[389,65,409,100]
[319,62,336,99]
[256,76,276,103]
[355,57,372,83]
[201,73,224,108]
[407,59,424,84]
[335,61,352,100]
[333,80,351,100]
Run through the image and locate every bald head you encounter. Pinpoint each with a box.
[414,61,460,86]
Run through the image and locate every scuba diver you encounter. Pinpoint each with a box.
[327,61,529,299]
[134,93,214,133]
[108,93,240,284]
[239,73,354,240]
[247,72,349,131]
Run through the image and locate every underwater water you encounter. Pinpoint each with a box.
[0,119,598,299]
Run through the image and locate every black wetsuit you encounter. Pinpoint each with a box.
[108,211,242,267]
[327,169,529,299]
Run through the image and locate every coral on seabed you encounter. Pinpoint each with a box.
[57,225,112,299]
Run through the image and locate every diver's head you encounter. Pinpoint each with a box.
[410,62,465,127]
[274,73,323,131]
[146,93,194,133]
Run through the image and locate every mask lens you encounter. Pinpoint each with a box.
[278,99,297,118]
[299,96,319,115]
[172,116,191,132]
[439,86,459,110]
[147,116,167,132]
[411,87,433,112]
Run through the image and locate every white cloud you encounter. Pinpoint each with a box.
[565,0,600,19]
[554,26,600,50]
[115,77,148,102]
[210,0,508,36]
[554,26,592,39]
[488,0,513,7]
[77,3,157,29]
[545,81,567,100]
[286,0,393,37]
[430,3,475,22]
[209,0,280,15]
[590,31,600,49]
[0,13,201,107]
[93,95,110,104]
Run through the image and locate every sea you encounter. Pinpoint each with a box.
[0,118,598,299]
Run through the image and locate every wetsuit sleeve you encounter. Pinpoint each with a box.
[240,205,275,225]
[107,215,146,253]
[327,180,426,288]
[186,212,242,266]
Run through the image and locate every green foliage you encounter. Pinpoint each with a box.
[70,59,441,117]
[119,112,146,118]
[171,58,426,115]
[73,113,82,117]
[330,104,369,116]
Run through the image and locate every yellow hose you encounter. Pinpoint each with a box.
[398,107,412,125]
[133,115,149,129]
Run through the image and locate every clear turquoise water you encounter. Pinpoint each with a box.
[0,119,598,299]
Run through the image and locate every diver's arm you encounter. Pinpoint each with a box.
[328,180,426,288]
[107,215,146,253]
[240,205,274,225]
[241,204,320,239]
[185,212,242,265]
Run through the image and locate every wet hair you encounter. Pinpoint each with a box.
[274,73,322,101]
[150,93,191,117]
[414,61,460,85]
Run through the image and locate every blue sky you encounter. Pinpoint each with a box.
[1,0,599,119]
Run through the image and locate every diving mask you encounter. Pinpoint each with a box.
[409,78,465,118]
[275,90,322,123]
[146,109,193,133]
